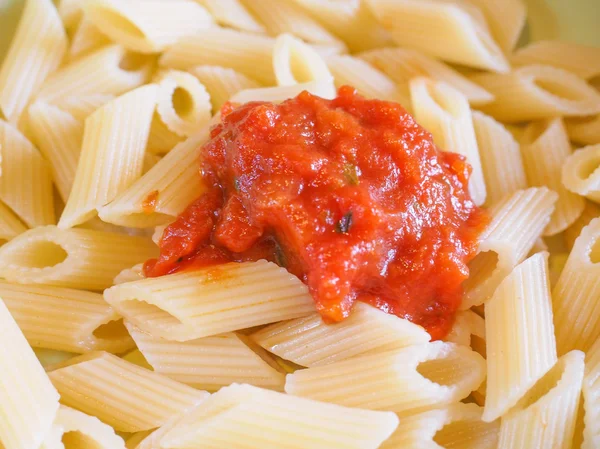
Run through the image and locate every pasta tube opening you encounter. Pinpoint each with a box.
[562,144,600,203]
[118,298,185,327]
[92,318,129,342]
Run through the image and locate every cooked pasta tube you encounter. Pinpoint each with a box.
[498,351,585,449]
[466,0,526,53]
[0,298,60,449]
[410,78,486,205]
[47,351,209,432]
[444,309,485,351]
[68,18,111,61]
[460,187,557,310]
[483,252,558,422]
[521,118,585,235]
[0,200,27,244]
[195,0,265,33]
[104,260,315,341]
[562,144,600,203]
[159,383,399,449]
[252,302,430,367]
[34,348,76,369]
[380,403,499,449]
[83,0,214,53]
[0,281,133,354]
[285,342,486,414]
[0,0,67,123]
[58,0,84,31]
[229,81,337,104]
[53,94,115,121]
[126,323,285,391]
[582,338,600,449]
[59,84,158,228]
[0,226,157,290]
[114,263,145,285]
[471,65,600,122]
[564,201,600,250]
[566,114,600,146]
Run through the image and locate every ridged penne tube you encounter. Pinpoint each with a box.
[358,47,494,106]
[27,102,83,202]
[0,281,134,353]
[126,323,285,391]
[512,40,600,80]
[114,263,145,285]
[521,118,585,235]
[36,46,154,104]
[160,28,276,84]
[552,218,600,355]
[0,226,158,290]
[0,200,27,244]
[126,431,153,449]
[41,406,126,449]
[483,253,558,422]
[272,34,333,88]
[34,348,76,370]
[59,84,158,228]
[460,187,557,310]
[471,65,600,122]
[285,342,486,414]
[583,338,600,449]
[146,115,184,155]
[562,144,600,203]
[98,126,209,227]
[565,201,600,250]
[566,114,600,146]
[68,19,111,61]
[380,403,499,449]
[48,351,209,432]
[498,350,585,449]
[251,302,430,367]
[229,80,337,104]
[83,0,213,53]
[0,298,60,449]
[466,0,526,53]
[188,65,261,112]
[366,0,508,72]
[58,0,84,31]
[472,111,527,206]
[159,383,399,449]
[0,0,67,123]
[444,310,486,351]
[195,0,265,33]
[410,78,486,205]
[104,260,316,341]
[0,120,55,227]
[53,94,115,121]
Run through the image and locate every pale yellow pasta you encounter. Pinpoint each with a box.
[59,84,158,228]
[159,383,399,449]
[146,115,184,155]
[483,252,557,422]
[126,323,285,391]
[0,297,60,449]
[498,350,585,449]
[47,351,209,432]
[53,94,115,121]
[367,0,509,73]
[0,225,157,290]
[27,102,83,202]
[285,342,485,414]
[229,81,337,104]
[34,348,76,369]
[444,309,485,349]
[410,78,486,205]
[0,0,67,124]
[472,111,527,206]
[194,0,265,33]
[471,65,600,122]
[37,46,153,104]
[104,260,315,341]
[188,65,261,112]
[562,144,600,203]
[0,120,55,227]
[461,187,557,309]
[521,118,585,236]
[58,0,85,31]
[84,0,214,53]
[566,114,600,146]
[125,431,153,449]
[160,28,276,84]
[0,200,27,244]
[114,264,145,285]
[68,19,112,61]
[252,302,430,367]
[466,0,526,53]
[380,403,499,449]
[358,47,494,106]
[0,281,133,354]
[565,201,600,250]
[41,406,126,449]
[582,337,600,449]
[552,218,600,355]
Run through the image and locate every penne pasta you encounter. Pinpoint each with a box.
[566,114,600,146]
[582,337,600,449]
[471,65,600,122]
[59,84,159,228]
[498,351,585,449]
[126,323,285,391]
[562,144,600,203]
[194,0,265,33]
[104,260,315,341]
[0,0,67,124]
[564,201,600,250]
[444,309,486,350]
[0,225,157,290]
[410,78,486,205]
[52,94,115,121]
[229,81,337,104]
[83,0,214,53]
[0,281,134,354]
[0,200,27,244]
[0,297,60,449]
[251,302,430,367]
[34,348,76,369]
[466,0,526,53]
[285,342,486,414]
[521,118,585,235]
[47,351,209,432]
[58,0,84,32]
[483,252,557,422]
[114,263,145,285]
[68,18,112,61]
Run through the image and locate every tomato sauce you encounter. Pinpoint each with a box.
[144,86,488,339]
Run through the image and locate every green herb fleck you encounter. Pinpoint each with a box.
[335,211,353,234]
[233,178,241,192]
[343,163,360,186]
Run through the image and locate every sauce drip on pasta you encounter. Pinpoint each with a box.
[144,87,488,339]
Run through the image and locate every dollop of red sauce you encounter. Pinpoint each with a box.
[144,87,488,339]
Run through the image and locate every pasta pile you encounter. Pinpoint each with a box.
[0,0,599,448]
